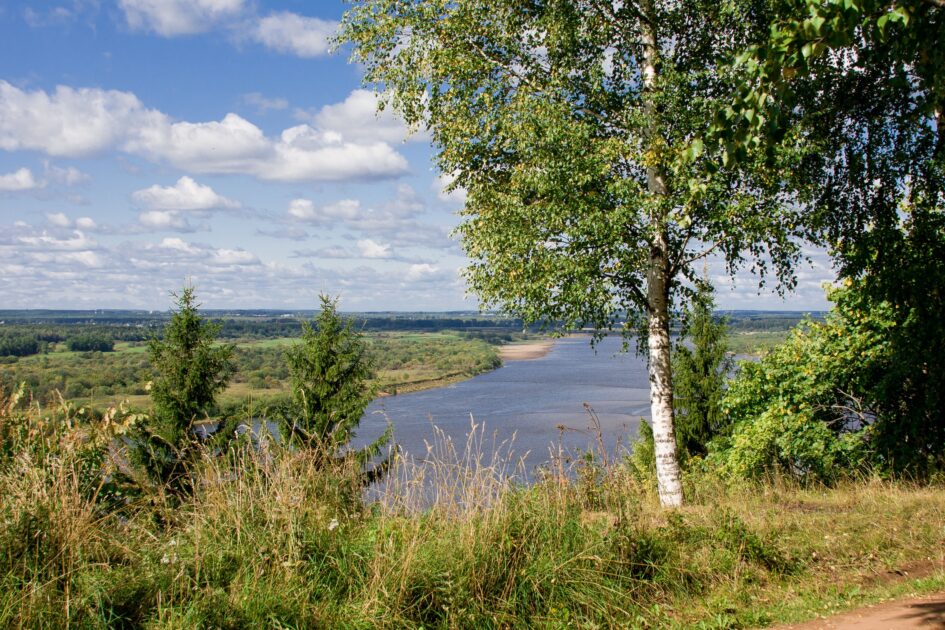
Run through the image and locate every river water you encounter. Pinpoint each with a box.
[353,334,651,477]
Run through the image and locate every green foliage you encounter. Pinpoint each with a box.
[0,332,42,357]
[714,222,945,480]
[628,419,657,482]
[281,295,391,482]
[147,287,234,432]
[65,332,114,352]
[134,287,234,490]
[340,0,805,336]
[672,282,733,458]
[711,286,887,482]
[841,207,945,474]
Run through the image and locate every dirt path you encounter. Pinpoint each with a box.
[775,593,945,629]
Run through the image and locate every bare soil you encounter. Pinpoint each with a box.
[775,592,945,629]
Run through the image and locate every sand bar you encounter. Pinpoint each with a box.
[498,339,555,361]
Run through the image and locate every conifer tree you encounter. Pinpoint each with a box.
[282,295,392,482]
[672,281,732,458]
[135,286,233,490]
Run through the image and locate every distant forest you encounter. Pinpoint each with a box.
[0,309,821,359]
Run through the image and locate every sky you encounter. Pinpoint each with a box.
[0,0,833,312]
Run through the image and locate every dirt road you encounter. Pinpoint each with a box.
[775,593,945,629]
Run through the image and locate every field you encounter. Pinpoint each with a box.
[0,331,508,411]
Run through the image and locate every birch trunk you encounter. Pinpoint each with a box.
[641,1,684,508]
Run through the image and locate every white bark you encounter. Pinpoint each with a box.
[645,239,684,508]
[641,0,684,508]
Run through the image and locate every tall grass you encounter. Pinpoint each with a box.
[1,386,943,628]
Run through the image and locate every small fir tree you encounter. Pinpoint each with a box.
[135,286,233,490]
[672,281,732,459]
[282,295,392,482]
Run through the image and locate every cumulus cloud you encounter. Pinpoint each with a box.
[406,263,440,281]
[0,219,473,310]
[287,199,318,222]
[43,213,99,231]
[357,239,392,259]
[44,162,89,186]
[46,212,72,227]
[0,167,40,192]
[132,176,240,211]
[0,81,409,182]
[17,229,98,252]
[287,198,363,225]
[279,185,456,251]
[146,237,258,267]
[119,0,246,36]
[291,246,349,259]
[138,210,196,231]
[252,12,337,57]
[0,81,152,157]
[306,89,427,144]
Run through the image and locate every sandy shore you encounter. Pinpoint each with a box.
[498,339,555,361]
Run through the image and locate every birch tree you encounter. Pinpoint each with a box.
[340,0,804,507]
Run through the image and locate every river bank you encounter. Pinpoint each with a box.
[497,338,555,361]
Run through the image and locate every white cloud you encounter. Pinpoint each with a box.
[132,176,240,211]
[75,217,97,230]
[0,167,40,191]
[119,0,246,36]
[406,263,439,281]
[211,248,257,265]
[47,212,72,227]
[18,230,97,251]
[44,162,89,186]
[434,172,468,204]
[0,81,409,182]
[357,239,392,259]
[287,198,318,222]
[138,210,194,231]
[287,198,363,225]
[0,80,151,157]
[252,12,337,58]
[323,199,361,220]
[158,237,198,253]
[310,89,425,144]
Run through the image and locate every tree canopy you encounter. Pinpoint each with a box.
[341,0,808,506]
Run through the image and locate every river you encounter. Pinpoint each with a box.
[353,334,651,477]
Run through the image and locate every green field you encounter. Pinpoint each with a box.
[0,331,507,411]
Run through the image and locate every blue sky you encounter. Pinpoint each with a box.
[0,0,832,311]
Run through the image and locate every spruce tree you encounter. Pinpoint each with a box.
[135,286,233,490]
[282,295,392,482]
[672,282,732,458]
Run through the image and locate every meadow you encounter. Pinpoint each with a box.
[0,331,507,411]
[1,394,942,628]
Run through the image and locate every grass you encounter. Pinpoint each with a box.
[1,332,503,411]
[1,392,943,629]
[726,331,790,356]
